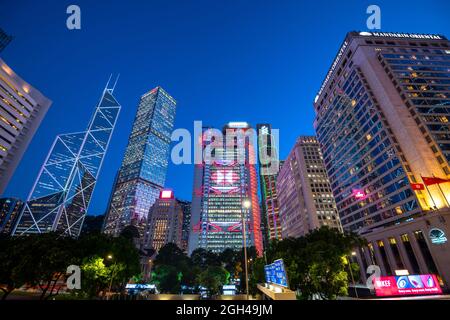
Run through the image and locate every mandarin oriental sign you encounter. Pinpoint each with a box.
[315,40,348,102]
[359,31,443,40]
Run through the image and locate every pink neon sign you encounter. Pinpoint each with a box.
[374,275,442,297]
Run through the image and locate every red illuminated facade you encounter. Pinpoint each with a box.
[188,123,263,256]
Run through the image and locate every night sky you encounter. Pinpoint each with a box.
[1,0,448,216]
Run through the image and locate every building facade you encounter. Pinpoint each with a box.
[188,122,263,256]
[143,190,183,252]
[0,58,51,194]
[13,79,120,237]
[178,199,191,252]
[314,31,450,288]
[0,197,22,234]
[256,124,283,242]
[277,136,341,238]
[103,87,176,238]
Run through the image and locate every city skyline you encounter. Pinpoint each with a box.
[1,1,449,217]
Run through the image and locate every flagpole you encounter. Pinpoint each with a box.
[421,174,437,210]
[433,174,450,208]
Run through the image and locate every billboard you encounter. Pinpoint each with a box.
[374,274,442,297]
[264,259,288,288]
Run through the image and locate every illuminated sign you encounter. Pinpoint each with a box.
[374,275,442,297]
[395,270,410,276]
[160,190,174,199]
[352,189,366,199]
[125,284,156,289]
[316,40,349,101]
[264,259,288,288]
[359,31,443,40]
[429,228,447,245]
[228,122,249,129]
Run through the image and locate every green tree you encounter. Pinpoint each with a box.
[0,236,32,300]
[248,257,265,296]
[153,243,188,268]
[80,256,109,298]
[191,248,221,269]
[265,227,365,300]
[196,266,229,297]
[24,233,77,300]
[151,265,182,293]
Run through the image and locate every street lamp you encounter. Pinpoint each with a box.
[106,254,117,299]
[347,252,359,299]
[241,199,251,300]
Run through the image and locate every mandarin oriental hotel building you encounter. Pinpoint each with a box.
[314,32,450,290]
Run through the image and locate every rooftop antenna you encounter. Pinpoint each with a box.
[104,73,113,92]
[112,73,120,92]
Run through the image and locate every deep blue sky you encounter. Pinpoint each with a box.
[1,0,449,215]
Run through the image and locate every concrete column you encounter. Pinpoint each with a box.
[355,249,367,283]
[395,235,415,274]
[372,242,387,276]
[363,246,374,266]
[408,232,429,274]
[383,237,401,272]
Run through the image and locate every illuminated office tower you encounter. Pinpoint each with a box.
[0,197,23,234]
[178,199,191,252]
[189,122,263,256]
[256,124,282,242]
[13,79,120,237]
[103,87,176,237]
[314,32,450,285]
[277,136,341,238]
[143,190,183,252]
[0,59,51,194]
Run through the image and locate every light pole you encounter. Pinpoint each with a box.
[347,251,359,299]
[241,199,251,300]
[107,254,117,300]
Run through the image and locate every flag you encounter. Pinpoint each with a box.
[422,176,450,186]
[411,183,424,190]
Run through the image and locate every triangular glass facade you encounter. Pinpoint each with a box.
[13,83,121,237]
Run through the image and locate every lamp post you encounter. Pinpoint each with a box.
[347,251,359,299]
[107,254,117,300]
[241,199,251,300]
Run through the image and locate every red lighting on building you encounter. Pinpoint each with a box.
[211,169,239,185]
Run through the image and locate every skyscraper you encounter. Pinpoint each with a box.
[0,58,51,194]
[103,86,176,238]
[0,197,23,234]
[256,124,282,242]
[314,31,450,285]
[277,136,341,238]
[0,28,12,52]
[13,78,120,237]
[189,122,263,256]
[143,190,183,252]
[178,199,191,252]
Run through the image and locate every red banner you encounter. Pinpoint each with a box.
[422,176,450,186]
